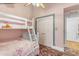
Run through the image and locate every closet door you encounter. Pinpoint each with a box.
[36,15,55,48]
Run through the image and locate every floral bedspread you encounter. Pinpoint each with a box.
[0,40,39,56]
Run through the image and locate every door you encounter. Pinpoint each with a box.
[36,15,55,48]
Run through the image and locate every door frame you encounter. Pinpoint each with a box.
[35,14,55,46]
[64,14,66,48]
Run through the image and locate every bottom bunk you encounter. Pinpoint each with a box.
[0,39,39,56]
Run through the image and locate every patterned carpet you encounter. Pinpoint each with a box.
[39,44,63,56]
[38,45,79,56]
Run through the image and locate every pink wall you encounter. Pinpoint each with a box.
[32,3,78,48]
[0,3,32,19]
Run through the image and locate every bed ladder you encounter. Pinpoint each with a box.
[27,26,32,42]
[27,26,39,42]
[27,26,39,55]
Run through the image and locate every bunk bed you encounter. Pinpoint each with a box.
[0,12,39,56]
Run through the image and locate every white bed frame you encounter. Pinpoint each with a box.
[0,12,39,56]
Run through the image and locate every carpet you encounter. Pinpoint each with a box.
[39,44,63,56]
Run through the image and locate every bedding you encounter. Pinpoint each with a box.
[0,39,39,56]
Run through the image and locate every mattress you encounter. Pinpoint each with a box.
[0,39,39,56]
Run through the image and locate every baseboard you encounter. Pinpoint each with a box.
[51,46,64,52]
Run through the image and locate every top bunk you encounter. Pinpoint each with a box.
[0,12,33,29]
